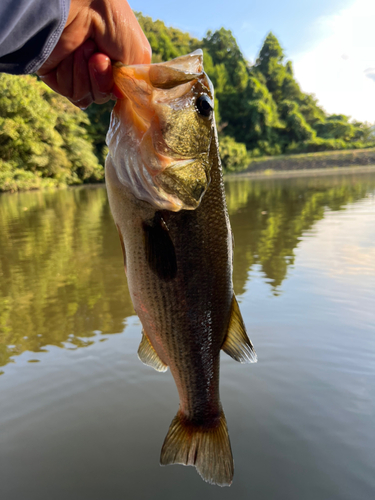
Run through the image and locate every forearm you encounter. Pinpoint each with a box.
[0,0,70,74]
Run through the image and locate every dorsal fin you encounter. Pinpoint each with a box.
[138,331,168,372]
[222,296,257,363]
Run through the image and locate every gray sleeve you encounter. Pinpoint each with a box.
[0,0,70,74]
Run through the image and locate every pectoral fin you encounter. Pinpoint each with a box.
[222,296,257,363]
[143,212,177,282]
[116,224,127,271]
[138,331,168,372]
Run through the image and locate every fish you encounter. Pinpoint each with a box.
[105,49,257,486]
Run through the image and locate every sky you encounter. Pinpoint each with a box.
[131,0,375,123]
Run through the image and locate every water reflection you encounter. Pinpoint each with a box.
[226,174,375,294]
[1,173,375,367]
[0,187,133,367]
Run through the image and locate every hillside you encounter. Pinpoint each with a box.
[1,12,374,192]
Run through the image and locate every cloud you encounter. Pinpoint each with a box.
[291,0,375,123]
[364,68,375,82]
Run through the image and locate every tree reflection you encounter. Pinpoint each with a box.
[226,173,375,295]
[0,187,133,367]
[1,173,375,367]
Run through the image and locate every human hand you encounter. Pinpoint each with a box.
[37,0,151,108]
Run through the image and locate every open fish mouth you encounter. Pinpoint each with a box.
[106,50,215,212]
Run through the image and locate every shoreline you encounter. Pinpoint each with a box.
[3,163,375,196]
[226,165,375,180]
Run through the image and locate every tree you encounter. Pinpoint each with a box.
[0,74,102,192]
[316,115,356,141]
[219,135,249,172]
[203,28,249,92]
[278,100,316,143]
[255,32,286,100]
[136,13,199,62]
[4,12,375,193]
[89,18,374,164]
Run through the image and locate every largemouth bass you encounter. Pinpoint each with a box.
[105,50,257,486]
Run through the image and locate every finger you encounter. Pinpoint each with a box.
[37,0,93,77]
[93,1,151,66]
[70,40,97,109]
[56,53,75,98]
[39,52,74,98]
[89,53,113,104]
[127,18,152,65]
[38,70,59,95]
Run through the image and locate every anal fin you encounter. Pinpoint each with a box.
[222,296,257,363]
[138,331,168,372]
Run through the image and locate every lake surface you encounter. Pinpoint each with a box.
[1,172,375,500]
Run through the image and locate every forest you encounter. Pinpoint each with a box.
[1,12,374,191]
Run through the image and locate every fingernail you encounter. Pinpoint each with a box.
[92,57,110,75]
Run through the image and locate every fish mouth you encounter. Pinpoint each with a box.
[112,51,213,135]
[112,62,203,162]
[155,159,209,209]
[112,61,204,121]
[107,51,213,211]
[112,50,207,95]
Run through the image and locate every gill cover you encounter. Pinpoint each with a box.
[106,50,215,211]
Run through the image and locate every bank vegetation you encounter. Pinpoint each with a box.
[1,12,374,192]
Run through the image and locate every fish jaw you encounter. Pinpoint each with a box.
[106,117,210,211]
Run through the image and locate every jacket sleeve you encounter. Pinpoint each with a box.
[0,0,70,74]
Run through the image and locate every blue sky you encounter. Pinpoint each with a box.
[131,0,375,123]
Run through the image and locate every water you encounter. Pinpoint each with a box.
[1,173,375,499]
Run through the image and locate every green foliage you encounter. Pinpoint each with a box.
[80,16,375,177]
[0,74,103,192]
[85,101,113,165]
[315,115,356,141]
[0,187,133,367]
[219,136,250,172]
[279,100,316,142]
[298,94,326,126]
[203,28,248,91]
[255,33,286,100]
[287,137,350,153]
[0,161,60,192]
[2,14,375,190]
[136,12,199,62]
[242,76,283,152]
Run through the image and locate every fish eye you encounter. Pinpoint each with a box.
[196,95,213,117]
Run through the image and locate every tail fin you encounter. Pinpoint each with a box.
[160,410,234,487]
